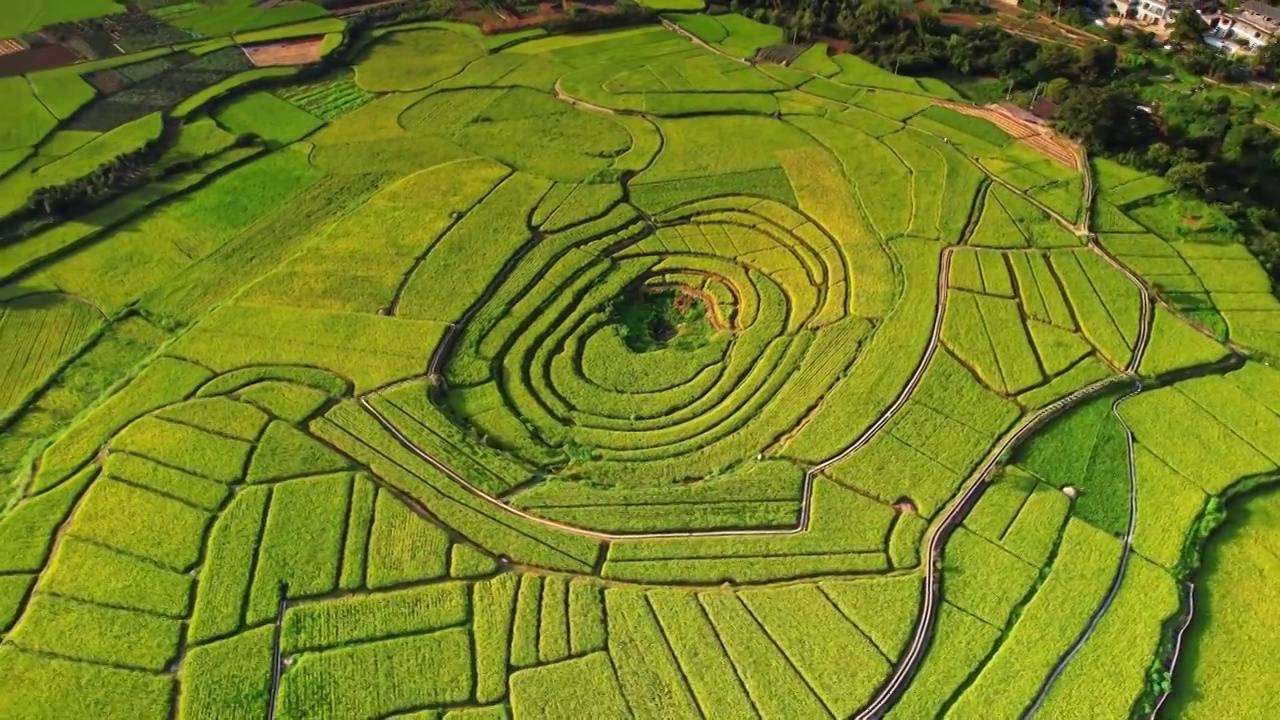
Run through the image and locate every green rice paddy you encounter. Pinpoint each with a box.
[0,8,1277,720]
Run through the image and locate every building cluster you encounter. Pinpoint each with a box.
[1114,0,1280,52]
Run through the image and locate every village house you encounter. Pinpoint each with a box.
[1216,0,1280,50]
[1115,0,1184,29]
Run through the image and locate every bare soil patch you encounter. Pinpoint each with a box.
[0,42,80,77]
[243,36,326,67]
[457,1,616,34]
[938,99,1080,169]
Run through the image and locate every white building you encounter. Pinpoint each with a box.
[1115,0,1183,29]
[1218,0,1280,50]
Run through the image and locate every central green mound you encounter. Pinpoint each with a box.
[610,284,717,353]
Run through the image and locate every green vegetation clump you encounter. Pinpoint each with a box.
[609,286,715,353]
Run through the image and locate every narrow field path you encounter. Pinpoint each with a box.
[1023,383,1142,717]
[266,585,288,720]
[857,149,1161,718]
[853,371,1132,719]
[1149,583,1196,718]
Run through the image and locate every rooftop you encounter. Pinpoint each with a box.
[1239,0,1280,26]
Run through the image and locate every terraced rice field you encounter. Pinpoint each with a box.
[0,9,1278,720]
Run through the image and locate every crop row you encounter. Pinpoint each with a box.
[825,345,1019,519]
[781,239,940,462]
[945,518,1122,717]
[315,401,602,572]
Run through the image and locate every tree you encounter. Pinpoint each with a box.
[1076,43,1117,82]
[1144,141,1177,173]
[1052,86,1153,152]
[1170,6,1208,46]
[1045,76,1072,103]
[1166,161,1212,193]
[1258,38,1280,78]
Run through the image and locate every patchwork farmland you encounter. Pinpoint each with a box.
[0,5,1278,720]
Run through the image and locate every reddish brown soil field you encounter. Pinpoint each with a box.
[816,36,853,55]
[243,36,325,67]
[456,1,615,34]
[0,42,79,77]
